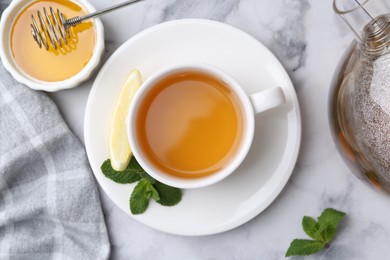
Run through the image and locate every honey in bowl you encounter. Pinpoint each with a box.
[136,70,245,178]
[11,0,95,82]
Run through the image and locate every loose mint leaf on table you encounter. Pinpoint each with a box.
[286,239,325,257]
[101,156,182,214]
[302,216,319,240]
[316,208,345,243]
[154,181,182,206]
[317,225,337,244]
[286,208,346,257]
[101,159,141,184]
[318,208,346,229]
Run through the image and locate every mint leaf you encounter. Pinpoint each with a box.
[317,208,346,229]
[302,216,318,240]
[126,157,156,184]
[154,181,182,206]
[285,239,324,257]
[317,225,337,244]
[102,156,183,214]
[149,183,160,202]
[130,179,153,214]
[315,208,345,244]
[286,208,346,257]
[101,159,141,184]
[127,156,145,171]
[138,171,156,184]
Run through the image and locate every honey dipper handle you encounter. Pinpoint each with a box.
[77,0,144,23]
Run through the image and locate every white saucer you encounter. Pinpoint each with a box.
[84,19,301,236]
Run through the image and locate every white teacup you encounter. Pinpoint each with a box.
[127,63,285,189]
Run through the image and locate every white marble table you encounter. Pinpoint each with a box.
[49,0,390,259]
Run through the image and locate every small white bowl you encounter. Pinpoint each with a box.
[0,0,104,92]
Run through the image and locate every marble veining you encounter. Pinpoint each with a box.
[0,2,9,15]
[156,0,239,22]
[268,0,310,72]
[42,0,390,259]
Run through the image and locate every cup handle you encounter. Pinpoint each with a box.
[249,87,286,115]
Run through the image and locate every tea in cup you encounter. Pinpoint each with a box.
[127,63,285,189]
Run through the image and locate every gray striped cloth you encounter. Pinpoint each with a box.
[0,2,110,259]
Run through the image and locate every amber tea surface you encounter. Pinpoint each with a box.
[136,70,244,178]
[11,0,96,82]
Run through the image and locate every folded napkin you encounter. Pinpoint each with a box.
[0,4,110,259]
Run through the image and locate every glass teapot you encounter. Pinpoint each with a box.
[329,0,390,193]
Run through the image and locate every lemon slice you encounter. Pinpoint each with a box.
[109,69,142,171]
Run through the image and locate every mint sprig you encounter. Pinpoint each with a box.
[286,239,324,257]
[101,159,141,183]
[286,208,346,257]
[154,181,182,206]
[101,157,182,214]
[130,178,160,214]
